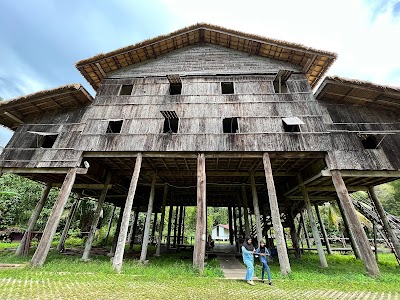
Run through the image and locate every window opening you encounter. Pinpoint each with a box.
[273,70,292,93]
[223,117,239,133]
[359,134,380,149]
[167,74,182,95]
[282,117,304,132]
[221,82,234,94]
[120,85,133,95]
[28,131,59,148]
[106,120,123,133]
[161,111,179,133]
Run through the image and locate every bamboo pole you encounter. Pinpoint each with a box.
[314,204,332,255]
[263,153,291,275]
[57,193,81,252]
[241,185,250,236]
[156,185,169,256]
[31,168,77,267]
[16,184,51,256]
[250,172,263,246]
[112,153,142,272]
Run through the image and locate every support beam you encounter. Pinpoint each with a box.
[156,185,169,256]
[314,204,332,255]
[173,206,178,247]
[82,173,112,260]
[129,204,140,250]
[237,195,243,236]
[369,186,400,261]
[263,153,291,275]
[241,185,250,236]
[300,210,311,248]
[289,212,301,259]
[193,153,206,272]
[16,184,51,256]
[57,193,81,252]
[31,168,77,267]
[110,207,124,256]
[151,213,158,244]
[233,205,237,243]
[166,205,173,249]
[140,173,157,263]
[112,153,142,272]
[250,172,263,246]
[228,206,233,245]
[177,206,183,245]
[373,221,379,262]
[331,169,380,276]
[105,205,116,244]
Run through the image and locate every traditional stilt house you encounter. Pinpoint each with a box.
[1,24,399,275]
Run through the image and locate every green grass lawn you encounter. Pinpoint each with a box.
[0,242,399,300]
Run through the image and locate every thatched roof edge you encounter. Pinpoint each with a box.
[323,76,400,93]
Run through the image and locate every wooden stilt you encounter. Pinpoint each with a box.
[173,206,178,247]
[300,210,311,248]
[289,212,301,259]
[156,185,169,256]
[82,173,112,261]
[193,153,206,272]
[263,153,291,275]
[228,206,233,245]
[373,221,379,262]
[250,172,263,246]
[314,204,332,255]
[166,205,173,249]
[232,206,237,243]
[31,168,77,267]
[139,173,157,263]
[300,183,328,267]
[297,218,304,250]
[110,207,124,256]
[151,213,158,244]
[331,170,380,276]
[16,184,51,256]
[177,206,183,245]
[129,204,140,251]
[57,193,81,252]
[369,186,400,261]
[236,195,243,236]
[112,153,142,272]
[105,205,116,244]
[241,185,251,236]
[182,207,186,243]
[127,212,135,244]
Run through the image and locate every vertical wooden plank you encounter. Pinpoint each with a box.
[369,186,400,261]
[82,173,112,261]
[31,168,77,267]
[139,173,157,263]
[300,183,328,268]
[112,153,142,272]
[156,184,169,256]
[250,172,263,246]
[193,153,206,272]
[166,205,173,249]
[228,206,233,245]
[16,184,51,256]
[177,206,184,244]
[241,185,251,236]
[57,193,81,252]
[314,204,332,255]
[263,153,291,275]
[331,170,380,276]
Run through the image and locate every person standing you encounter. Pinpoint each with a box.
[241,236,255,285]
[256,240,272,285]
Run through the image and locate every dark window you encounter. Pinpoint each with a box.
[282,117,303,133]
[273,80,288,93]
[41,135,58,148]
[106,120,123,133]
[120,85,133,95]
[360,135,379,149]
[221,82,234,94]
[170,83,182,95]
[163,118,179,133]
[283,123,300,132]
[223,117,238,133]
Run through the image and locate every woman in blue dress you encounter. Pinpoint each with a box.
[241,236,255,285]
[256,240,272,285]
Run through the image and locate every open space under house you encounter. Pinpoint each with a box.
[0,23,399,276]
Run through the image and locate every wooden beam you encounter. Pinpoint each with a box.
[31,168,77,267]
[155,185,169,256]
[314,204,332,255]
[112,153,142,272]
[241,184,251,236]
[228,206,233,245]
[129,204,140,250]
[306,186,368,192]
[300,210,311,248]
[263,153,291,275]
[322,169,400,178]
[166,204,173,249]
[57,194,81,252]
[4,111,24,124]
[250,172,263,246]
[1,167,88,174]
[193,153,206,272]
[50,183,113,189]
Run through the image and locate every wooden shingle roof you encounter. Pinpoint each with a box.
[76,23,337,90]
[0,84,93,130]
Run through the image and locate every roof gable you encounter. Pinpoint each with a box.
[76,23,336,90]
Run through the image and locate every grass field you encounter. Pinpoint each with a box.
[0,242,399,299]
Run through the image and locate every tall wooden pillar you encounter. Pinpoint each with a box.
[241,185,251,236]
[373,221,379,262]
[173,206,179,247]
[369,186,400,261]
[16,184,51,256]
[177,206,184,244]
[331,170,380,276]
[139,173,157,263]
[166,205,173,249]
[300,210,311,248]
[105,205,116,244]
[151,213,158,244]
[314,204,332,255]
[237,195,243,236]
[250,172,263,246]
[263,153,291,275]
[112,153,142,272]
[31,168,77,267]
[156,185,169,256]
[82,173,112,260]
[228,206,234,245]
[193,153,206,272]
[111,207,124,255]
[289,212,301,259]
[233,206,237,242]
[300,183,328,267]
[129,204,140,250]
[182,207,186,243]
[57,193,81,252]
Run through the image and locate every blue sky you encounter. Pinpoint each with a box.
[0,0,399,146]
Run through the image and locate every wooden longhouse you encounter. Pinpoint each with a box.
[0,24,399,275]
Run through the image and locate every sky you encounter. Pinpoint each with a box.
[0,0,399,146]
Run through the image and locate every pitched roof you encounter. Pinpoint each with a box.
[0,84,93,130]
[314,76,400,109]
[76,23,337,90]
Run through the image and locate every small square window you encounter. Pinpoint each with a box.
[282,117,303,133]
[161,111,179,133]
[106,120,123,133]
[273,81,288,93]
[221,82,234,94]
[120,85,133,95]
[170,83,182,95]
[41,135,58,148]
[223,117,238,133]
[359,134,379,149]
